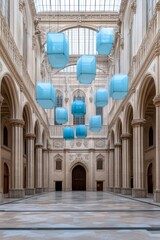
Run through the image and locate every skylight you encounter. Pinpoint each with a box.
[34,0,122,13]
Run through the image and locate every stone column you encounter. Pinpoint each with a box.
[153,96,160,202]
[9,119,25,198]
[25,133,35,195]
[132,119,146,198]
[121,133,132,195]
[35,143,43,193]
[105,149,109,190]
[42,148,49,192]
[0,95,4,201]
[48,148,54,191]
[114,143,122,193]
[108,148,114,191]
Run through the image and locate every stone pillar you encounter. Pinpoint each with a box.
[42,148,49,192]
[132,119,146,198]
[35,144,43,193]
[114,143,122,193]
[9,119,25,198]
[48,148,54,191]
[108,148,114,191]
[105,149,109,190]
[153,96,160,202]
[0,95,4,201]
[121,133,132,195]
[25,133,35,195]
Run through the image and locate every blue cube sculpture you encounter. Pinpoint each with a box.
[56,107,68,124]
[47,32,69,68]
[71,100,86,117]
[109,74,128,100]
[63,127,74,140]
[96,27,114,55]
[89,115,102,132]
[94,89,108,107]
[36,82,56,109]
[76,125,87,138]
[77,56,96,84]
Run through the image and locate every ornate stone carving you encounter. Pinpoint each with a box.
[69,153,89,161]
[83,139,89,148]
[32,35,37,49]
[95,140,105,148]
[34,17,41,35]
[53,140,64,148]
[76,141,82,147]
[131,0,136,14]
[54,154,62,160]
[19,0,25,12]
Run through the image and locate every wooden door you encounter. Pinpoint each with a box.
[147,163,153,193]
[72,165,86,191]
[97,181,103,191]
[3,163,9,194]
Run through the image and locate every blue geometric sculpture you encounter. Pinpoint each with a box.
[63,127,74,140]
[76,125,87,138]
[94,89,108,107]
[96,27,114,55]
[89,115,102,132]
[109,74,128,100]
[56,107,68,124]
[36,82,56,109]
[47,32,69,68]
[71,100,86,117]
[77,56,96,84]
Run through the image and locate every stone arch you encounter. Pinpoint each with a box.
[110,129,115,148]
[22,103,33,134]
[34,119,41,144]
[70,161,88,173]
[123,103,134,133]
[59,24,98,33]
[115,118,122,143]
[0,74,19,119]
[72,89,86,98]
[137,74,156,119]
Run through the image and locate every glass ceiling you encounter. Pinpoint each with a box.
[64,28,96,55]
[34,0,122,13]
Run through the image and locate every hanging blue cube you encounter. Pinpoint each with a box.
[47,32,69,68]
[71,100,86,117]
[109,74,128,100]
[56,107,68,124]
[36,82,56,109]
[89,115,102,132]
[77,56,96,84]
[94,89,108,107]
[96,27,114,55]
[63,127,74,140]
[76,125,87,138]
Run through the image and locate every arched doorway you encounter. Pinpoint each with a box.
[147,163,153,194]
[72,165,86,191]
[3,163,9,194]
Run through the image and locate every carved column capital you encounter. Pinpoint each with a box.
[114,142,122,147]
[121,133,132,139]
[25,133,36,139]
[19,0,25,12]
[35,143,43,148]
[132,119,146,127]
[153,95,160,106]
[10,119,25,127]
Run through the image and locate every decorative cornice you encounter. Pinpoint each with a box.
[153,95,160,106]
[131,119,146,127]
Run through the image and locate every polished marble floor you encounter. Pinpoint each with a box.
[0,192,160,239]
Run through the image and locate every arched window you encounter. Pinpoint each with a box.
[96,107,103,124]
[73,90,85,125]
[3,126,8,147]
[149,127,153,147]
[56,159,62,170]
[55,91,63,125]
[97,158,103,170]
